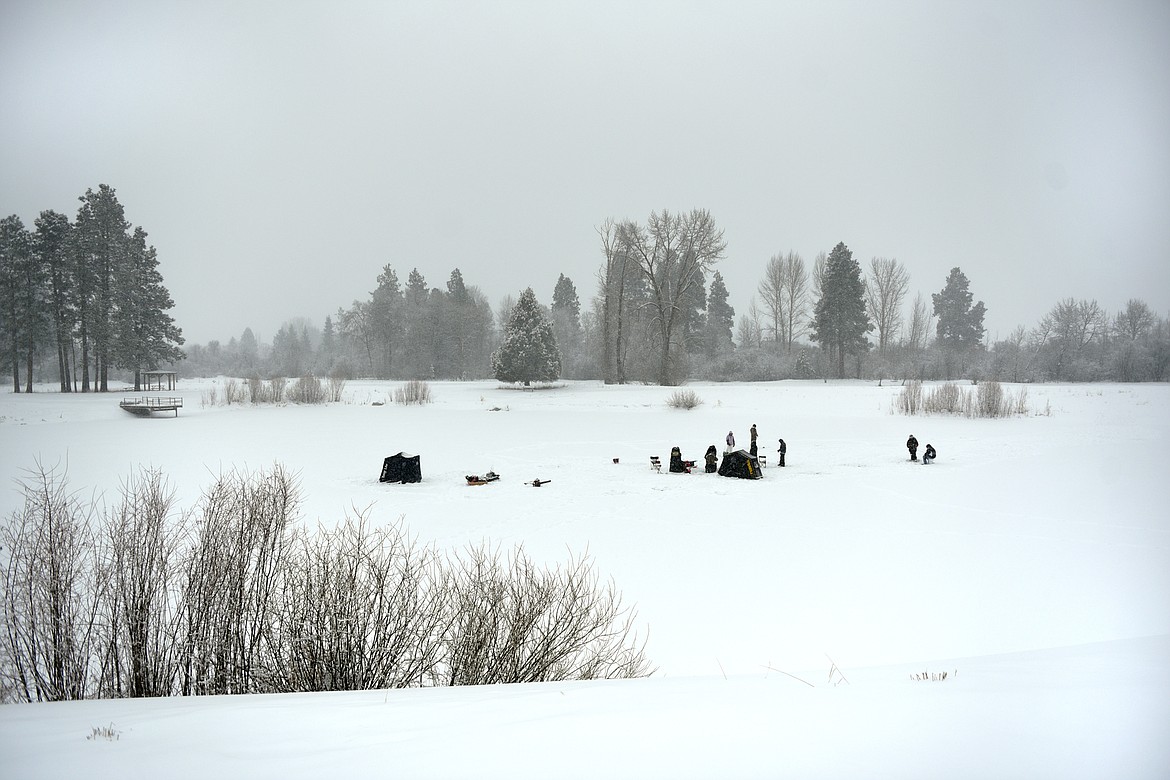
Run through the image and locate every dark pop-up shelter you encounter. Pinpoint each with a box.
[380,452,421,483]
[718,449,762,479]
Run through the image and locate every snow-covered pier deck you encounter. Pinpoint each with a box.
[119,396,183,417]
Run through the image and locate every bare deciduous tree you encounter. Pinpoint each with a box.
[622,210,726,385]
[864,257,910,353]
[906,292,934,352]
[758,251,809,352]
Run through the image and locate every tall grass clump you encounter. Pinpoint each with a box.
[896,381,922,415]
[666,389,703,410]
[289,375,326,404]
[395,380,432,406]
[896,380,1031,418]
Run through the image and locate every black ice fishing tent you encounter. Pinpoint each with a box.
[380,452,421,483]
[718,449,762,479]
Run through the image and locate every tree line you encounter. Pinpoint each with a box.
[6,195,1167,388]
[187,210,1167,386]
[0,185,184,392]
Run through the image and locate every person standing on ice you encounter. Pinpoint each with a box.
[777,438,786,467]
[725,430,735,453]
[923,443,936,464]
[906,434,919,462]
[749,424,758,456]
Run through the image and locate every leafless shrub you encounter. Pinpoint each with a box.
[2,464,653,701]
[0,462,103,702]
[911,669,956,682]
[395,380,432,406]
[269,377,287,404]
[246,376,269,404]
[266,513,448,691]
[666,389,703,410]
[97,469,188,698]
[224,378,246,405]
[179,465,299,695]
[439,544,653,686]
[328,376,347,403]
[289,375,326,405]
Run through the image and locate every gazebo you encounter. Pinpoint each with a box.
[141,371,178,391]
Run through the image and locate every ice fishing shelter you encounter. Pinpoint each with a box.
[718,449,762,479]
[380,452,421,483]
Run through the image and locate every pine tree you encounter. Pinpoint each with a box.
[932,267,986,350]
[551,274,582,377]
[703,270,735,357]
[112,226,185,389]
[810,242,872,378]
[73,184,131,391]
[491,287,561,385]
[0,215,37,392]
[35,210,75,391]
[368,265,403,378]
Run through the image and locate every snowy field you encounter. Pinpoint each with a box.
[1,379,1167,778]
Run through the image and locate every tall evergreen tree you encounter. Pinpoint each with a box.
[368,265,403,378]
[239,327,259,374]
[318,315,338,374]
[112,226,185,389]
[703,270,735,357]
[73,184,131,391]
[491,287,561,385]
[932,267,986,350]
[402,268,431,378]
[810,242,872,378]
[35,210,75,391]
[0,215,37,392]
[551,274,583,377]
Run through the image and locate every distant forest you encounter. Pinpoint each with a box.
[3,197,1167,389]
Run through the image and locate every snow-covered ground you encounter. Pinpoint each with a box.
[1,379,1167,778]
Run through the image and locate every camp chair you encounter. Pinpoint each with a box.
[759,454,767,468]
[650,455,662,473]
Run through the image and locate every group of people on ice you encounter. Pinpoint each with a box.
[906,434,937,464]
[668,424,937,477]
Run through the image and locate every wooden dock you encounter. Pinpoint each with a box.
[120,396,183,417]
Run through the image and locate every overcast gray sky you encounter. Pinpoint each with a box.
[3,0,1168,346]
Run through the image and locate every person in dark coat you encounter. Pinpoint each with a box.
[669,446,688,473]
[749,424,758,456]
[923,443,936,464]
[906,434,919,462]
[704,445,718,473]
[777,438,786,467]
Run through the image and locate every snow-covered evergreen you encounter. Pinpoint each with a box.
[491,287,561,385]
